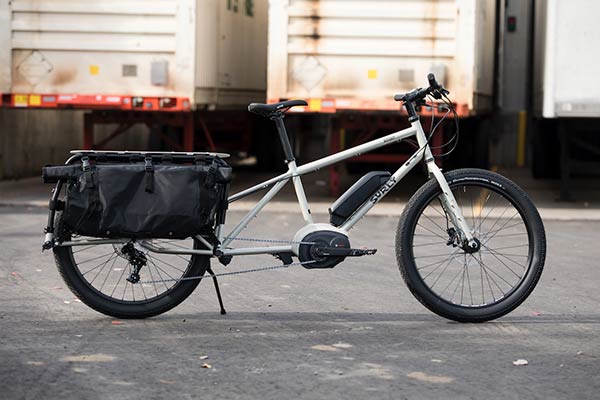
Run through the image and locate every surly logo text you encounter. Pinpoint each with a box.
[370,177,397,203]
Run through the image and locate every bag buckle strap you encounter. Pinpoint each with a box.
[81,156,95,188]
[81,156,91,171]
[144,156,155,193]
[204,159,218,188]
[144,156,154,172]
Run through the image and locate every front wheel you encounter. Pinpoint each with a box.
[396,169,546,322]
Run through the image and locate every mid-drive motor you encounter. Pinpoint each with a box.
[297,230,351,269]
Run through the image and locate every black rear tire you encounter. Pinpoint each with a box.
[53,213,209,319]
[396,169,546,322]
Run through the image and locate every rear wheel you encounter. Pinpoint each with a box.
[396,169,546,322]
[53,213,209,319]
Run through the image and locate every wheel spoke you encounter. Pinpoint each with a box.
[77,252,117,265]
[413,241,445,248]
[437,261,467,295]
[429,255,460,288]
[147,254,186,274]
[110,262,129,298]
[72,245,100,254]
[99,256,119,293]
[465,260,474,305]
[147,257,172,292]
[421,213,448,236]
[417,252,461,270]
[88,253,116,285]
[81,253,115,276]
[482,245,528,268]
[469,255,514,288]
[415,252,460,259]
[481,212,521,245]
[416,223,448,241]
[481,247,523,278]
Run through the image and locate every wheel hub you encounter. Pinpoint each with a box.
[463,238,481,254]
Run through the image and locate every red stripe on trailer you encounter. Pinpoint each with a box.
[0,93,191,112]
[269,98,471,117]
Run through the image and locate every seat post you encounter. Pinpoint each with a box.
[271,113,295,163]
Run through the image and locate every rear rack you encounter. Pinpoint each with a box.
[68,150,230,164]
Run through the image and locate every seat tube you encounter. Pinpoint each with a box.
[288,161,313,224]
[273,116,295,162]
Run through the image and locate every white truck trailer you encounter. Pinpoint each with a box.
[533,0,600,119]
[265,0,497,194]
[532,0,600,197]
[267,0,496,115]
[0,0,268,151]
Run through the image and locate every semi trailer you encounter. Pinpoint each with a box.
[265,0,497,195]
[0,0,268,155]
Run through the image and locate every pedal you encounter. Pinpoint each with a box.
[314,247,377,257]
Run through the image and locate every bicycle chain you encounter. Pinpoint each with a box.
[139,260,316,285]
[138,235,315,285]
[222,236,316,245]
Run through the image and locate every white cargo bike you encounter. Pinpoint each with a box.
[42,74,546,322]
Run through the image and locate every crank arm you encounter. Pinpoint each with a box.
[315,247,377,257]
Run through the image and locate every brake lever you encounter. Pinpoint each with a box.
[431,88,450,100]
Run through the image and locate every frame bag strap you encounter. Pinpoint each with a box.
[81,157,95,189]
[203,158,218,188]
[144,156,154,193]
[69,159,100,234]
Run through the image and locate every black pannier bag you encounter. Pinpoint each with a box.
[43,155,231,239]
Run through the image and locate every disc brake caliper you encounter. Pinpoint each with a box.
[446,227,460,247]
[447,227,481,253]
[120,242,147,284]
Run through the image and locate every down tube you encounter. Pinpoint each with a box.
[340,148,425,231]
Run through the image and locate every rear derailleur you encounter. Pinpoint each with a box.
[119,242,147,284]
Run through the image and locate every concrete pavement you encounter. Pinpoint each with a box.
[1,206,599,399]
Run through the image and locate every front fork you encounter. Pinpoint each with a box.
[426,159,476,248]
[412,119,476,249]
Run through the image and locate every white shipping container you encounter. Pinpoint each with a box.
[0,0,268,108]
[533,0,600,118]
[267,0,496,115]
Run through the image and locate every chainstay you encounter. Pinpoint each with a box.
[221,236,315,245]
[138,260,316,285]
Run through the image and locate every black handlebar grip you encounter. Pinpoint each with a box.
[427,73,438,89]
[393,94,404,101]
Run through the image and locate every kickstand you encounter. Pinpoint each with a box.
[206,266,226,315]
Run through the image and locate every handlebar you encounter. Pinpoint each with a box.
[394,73,449,103]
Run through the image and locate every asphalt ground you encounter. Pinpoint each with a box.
[1,205,599,400]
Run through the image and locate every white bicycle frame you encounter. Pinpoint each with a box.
[56,116,474,257]
[124,118,474,258]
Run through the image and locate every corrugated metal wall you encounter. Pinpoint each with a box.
[273,0,458,99]
[11,0,178,52]
[8,0,187,97]
[268,0,496,113]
